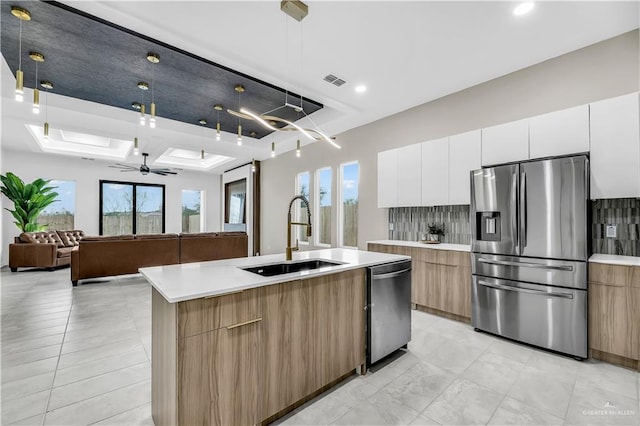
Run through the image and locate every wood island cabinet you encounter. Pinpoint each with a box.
[152,269,366,426]
[262,269,365,418]
[588,263,640,370]
[367,243,471,322]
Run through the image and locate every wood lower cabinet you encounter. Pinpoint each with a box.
[152,269,365,425]
[178,322,261,425]
[367,243,471,322]
[588,263,640,369]
[262,269,365,419]
[412,252,471,320]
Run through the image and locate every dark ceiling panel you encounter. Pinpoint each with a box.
[1,1,323,138]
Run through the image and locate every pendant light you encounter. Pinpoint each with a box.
[130,103,141,155]
[214,104,222,141]
[147,53,159,128]
[235,85,244,146]
[30,52,44,114]
[271,141,276,158]
[199,119,207,164]
[11,6,31,102]
[251,159,257,173]
[296,139,301,158]
[41,80,53,139]
[138,82,148,125]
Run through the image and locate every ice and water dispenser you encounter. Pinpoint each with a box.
[476,211,501,242]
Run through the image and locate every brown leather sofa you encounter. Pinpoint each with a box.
[9,230,85,272]
[71,234,180,286]
[71,232,248,286]
[180,231,248,263]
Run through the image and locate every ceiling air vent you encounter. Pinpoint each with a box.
[323,74,347,87]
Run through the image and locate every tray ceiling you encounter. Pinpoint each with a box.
[0,1,323,139]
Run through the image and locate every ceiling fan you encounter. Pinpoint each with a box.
[109,153,177,176]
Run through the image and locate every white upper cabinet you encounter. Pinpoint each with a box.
[590,92,640,199]
[397,143,423,206]
[481,118,529,166]
[529,104,590,159]
[421,137,449,206]
[449,130,481,205]
[377,149,398,208]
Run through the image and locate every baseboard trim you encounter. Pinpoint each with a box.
[590,349,640,371]
[414,304,471,324]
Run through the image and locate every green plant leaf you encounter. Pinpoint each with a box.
[1,173,60,233]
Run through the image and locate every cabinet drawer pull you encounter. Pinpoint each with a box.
[226,317,262,330]
[205,289,244,299]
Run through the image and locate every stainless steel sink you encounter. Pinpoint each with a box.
[242,259,344,277]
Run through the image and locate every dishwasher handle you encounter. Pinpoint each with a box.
[372,268,412,280]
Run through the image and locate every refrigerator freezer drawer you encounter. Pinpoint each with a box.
[471,275,587,358]
[471,253,587,290]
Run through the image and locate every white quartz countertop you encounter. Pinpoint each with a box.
[367,240,471,252]
[140,248,410,303]
[588,254,640,267]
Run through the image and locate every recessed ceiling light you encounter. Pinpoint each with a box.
[355,85,367,93]
[513,2,535,16]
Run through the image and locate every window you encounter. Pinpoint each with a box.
[37,180,76,230]
[296,171,310,244]
[100,180,165,235]
[338,161,359,248]
[315,167,332,246]
[182,190,204,233]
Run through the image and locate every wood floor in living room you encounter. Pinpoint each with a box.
[1,267,639,425]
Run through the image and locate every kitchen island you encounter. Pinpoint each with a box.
[141,248,409,426]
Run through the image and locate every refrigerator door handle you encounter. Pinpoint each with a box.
[478,280,574,299]
[520,172,527,249]
[478,257,574,271]
[511,173,519,255]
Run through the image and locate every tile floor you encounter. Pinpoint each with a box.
[2,267,639,425]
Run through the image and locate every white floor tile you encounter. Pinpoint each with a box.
[423,378,503,425]
[2,268,639,426]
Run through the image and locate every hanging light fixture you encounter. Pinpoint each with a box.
[199,119,207,164]
[137,81,148,125]
[29,52,44,114]
[133,137,140,156]
[271,141,276,158]
[296,139,301,158]
[147,53,159,128]
[251,159,257,173]
[11,6,31,102]
[214,104,222,141]
[226,1,340,150]
[235,85,244,146]
[41,80,53,139]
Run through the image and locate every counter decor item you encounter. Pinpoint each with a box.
[424,223,445,243]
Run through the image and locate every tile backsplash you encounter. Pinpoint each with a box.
[592,198,640,257]
[388,206,470,244]
[388,199,640,257]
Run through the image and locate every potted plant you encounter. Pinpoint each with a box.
[1,172,58,232]
[426,223,445,243]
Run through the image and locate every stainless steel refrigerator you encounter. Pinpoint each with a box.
[470,155,589,359]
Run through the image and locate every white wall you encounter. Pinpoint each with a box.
[1,149,221,265]
[260,30,640,255]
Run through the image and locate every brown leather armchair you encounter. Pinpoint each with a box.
[9,230,85,272]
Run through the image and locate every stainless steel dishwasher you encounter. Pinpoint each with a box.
[367,259,412,366]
